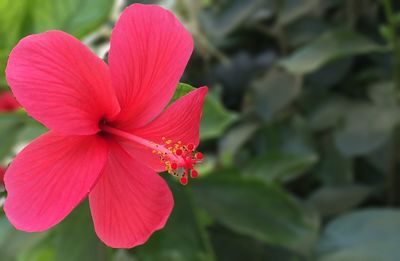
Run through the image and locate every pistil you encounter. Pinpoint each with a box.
[101,125,203,185]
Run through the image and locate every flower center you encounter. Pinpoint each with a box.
[101,125,203,185]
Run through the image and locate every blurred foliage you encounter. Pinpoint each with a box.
[1,0,400,260]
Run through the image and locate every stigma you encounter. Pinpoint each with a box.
[153,137,203,185]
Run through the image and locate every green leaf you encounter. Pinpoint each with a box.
[379,23,396,45]
[366,139,392,175]
[258,116,315,155]
[0,215,48,261]
[170,83,194,104]
[314,138,354,186]
[308,96,351,131]
[277,0,320,27]
[307,185,371,217]
[201,90,238,140]
[133,183,212,261]
[113,250,135,261]
[31,0,114,38]
[172,83,238,140]
[280,29,385,75]
[0,112,27,160]
[334,103,400,156]
[15,118,47,145]
[305,58,352,90]
[19,246,55,261]
[318,209,400,261]
[244,151,318,184]
[368,81,397,107]
[0,0,28,49]
[192,174,319,254]
[201,0,268,38]
[210,227,303,261]
[253,117,317,184]
[251,68,301,121]
[0,0,29,88]
[218,122,260,166]
[285,16,328,47]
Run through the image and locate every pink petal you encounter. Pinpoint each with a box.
[120,87,207,171]
[4,131,109,232]
[6,30,120,135]
[109,4,193,130]
[117,136,165,172]
[89,141,173,248]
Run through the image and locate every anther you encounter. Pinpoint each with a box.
[171,162,178,170]
[146,136,204,186]
[195,152,203,160]
[191,170,198,178]
[187,143,194,151]
[180,177,188,185]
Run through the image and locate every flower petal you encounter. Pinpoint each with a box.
[89,141,173,248]
[4,131,109,232]
[117,136,165,172]
[109,4,193,130]
[6,30,120,135]
[137,86,208,145]
[119,87,207,171]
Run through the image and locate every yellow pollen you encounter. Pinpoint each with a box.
[147,136,203,184]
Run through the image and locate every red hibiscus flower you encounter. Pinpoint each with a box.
[4,4,207,248]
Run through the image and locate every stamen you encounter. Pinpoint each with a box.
[171,162,178,170]
[195,152,203,160]
[191,170,198,178]
[187,143,194,151]
[101,125,203,185]
[180,176,188,185]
